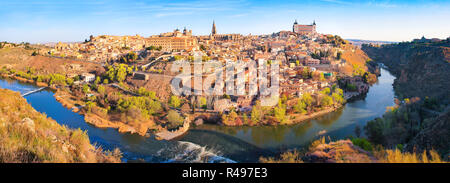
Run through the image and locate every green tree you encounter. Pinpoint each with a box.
[97,85,106,95]
[302,67,311,79]
[66,78,74,86]
[251,101,263,123]
[169,95,181,108]
[116,65,127,82]
[301,93,313,108]
[274,100,287,124]
[82,84,90,94]
[334,87,344,96]
[319,72,325,81]
[173,55,183,61]
[167,110,184,129]
[347,84,357,91]
[127,51,138,62]
[321,95,333,107]
[202,56,210,62]
[321,88,331,95]
[85,101,96,113]
[199,97,207,109]
[94,76,101,85]
[294,99,307,114]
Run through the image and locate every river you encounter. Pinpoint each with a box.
[0,68,396,162]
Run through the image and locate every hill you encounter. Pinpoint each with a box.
[347,39,397,47]
[361,39,450,159]
[362,39,450,104]
[0,47,101,76]
[0,89,121,162]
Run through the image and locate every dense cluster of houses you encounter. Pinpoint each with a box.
[51,21,354,112]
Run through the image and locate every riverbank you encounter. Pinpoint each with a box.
[54,89,161,136]
[155,117,190,140]
[289,106,341,124]
[1,73,49,88]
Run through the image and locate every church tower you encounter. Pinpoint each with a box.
[212,20,217,35]
[293,19,298,32]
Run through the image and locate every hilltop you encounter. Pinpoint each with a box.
[0,47,101,76]
[0,89,121,163]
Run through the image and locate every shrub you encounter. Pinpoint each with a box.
[320,95,334,107]
[167,110,184,129]
[97,85,106,95]
[347,84,357,91]
[169,95,181,108]
[293,98,307,114]
[260,150,303,163]
[82,84,90,94]
[376,149,443,163]
[251,101,263,123]
[199,97,207,109]
[273,100,287,124]
[351,138,373,152]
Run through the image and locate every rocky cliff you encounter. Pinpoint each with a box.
[362,39,450,159]
[362,40,450,104]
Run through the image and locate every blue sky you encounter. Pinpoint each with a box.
[0,0,449,43]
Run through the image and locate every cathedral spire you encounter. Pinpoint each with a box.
[212,20,217,35]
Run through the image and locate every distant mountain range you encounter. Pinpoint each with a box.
[346,39,397,47]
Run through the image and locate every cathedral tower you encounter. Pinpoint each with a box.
[212,20,217,35]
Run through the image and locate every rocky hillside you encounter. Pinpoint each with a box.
[362,39,450,159]
[260,137,444,163]
[407,107,450,158]
[362,40,450,104]
[0,89,121,163]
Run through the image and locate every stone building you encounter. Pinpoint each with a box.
[293,20,316,35]
[146,29,198,51]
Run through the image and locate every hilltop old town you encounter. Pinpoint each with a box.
[0,20,379,139]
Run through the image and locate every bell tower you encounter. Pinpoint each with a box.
[212,20,217,35]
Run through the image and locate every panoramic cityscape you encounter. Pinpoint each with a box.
[0,0,449,169]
